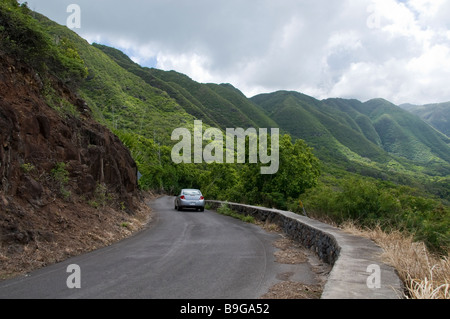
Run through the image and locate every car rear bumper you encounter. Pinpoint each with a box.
[178,199,205,208]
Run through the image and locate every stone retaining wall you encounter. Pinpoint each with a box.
[207,200,404,299]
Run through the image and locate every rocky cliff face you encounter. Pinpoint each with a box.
[0,51,138,206]
[0,51,146,278]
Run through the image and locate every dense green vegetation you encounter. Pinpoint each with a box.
[0,0,87,122]
[252,92,450,173]
[2,1,449,253]
[116,130,320,210]
[94,43,279,131]
[401,102,450,139]
[0,0,87,86]
[298,173,449,252]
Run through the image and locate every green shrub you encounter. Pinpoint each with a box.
[88,183,112,209]
[216,203,256,224]
[300,176,450,253]
[20,163,35,174]
[51,162,70,200]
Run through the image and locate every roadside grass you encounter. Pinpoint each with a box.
[216,203,256,224]
[342,221,450,299]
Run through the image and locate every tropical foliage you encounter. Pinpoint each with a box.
[0,0,87,85]
[299,174,450,253]
[117,130,321,210]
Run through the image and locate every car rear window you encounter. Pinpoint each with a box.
[183,190,201,195]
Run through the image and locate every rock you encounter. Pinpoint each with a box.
[17,175,43,202]
[0,52,138,206]
[0,49,140,253]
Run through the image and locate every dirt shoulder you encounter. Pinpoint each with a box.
[257,221,331,299]
[0,191,155,281]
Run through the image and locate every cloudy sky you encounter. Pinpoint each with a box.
[22,0,450,105]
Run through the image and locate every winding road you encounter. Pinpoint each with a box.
[0,196,319,299]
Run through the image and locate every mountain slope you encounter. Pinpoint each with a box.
[89,44,222,129]
[400,102,450,138]
[252,92,389,163]
[251,91,358,165]
[35,12,450,182]
[33,15,198,145]
[252,92,450,177]
[93,43,278,130]
[27,12,450,180]
[364,99,450,164]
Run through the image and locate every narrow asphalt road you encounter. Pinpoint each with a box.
[0,196,318,299]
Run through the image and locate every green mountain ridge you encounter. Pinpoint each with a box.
[400,102,450,139]
[33,14,200,145]
[25,9,450,182]
[84,42,450,182]
[92,43,278,131]
[96,42,450,180]
[251,92,450,177]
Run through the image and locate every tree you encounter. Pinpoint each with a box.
[240,134,321,208]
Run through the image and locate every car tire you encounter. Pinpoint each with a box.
[200,207,204,212]
[177,205,183,211]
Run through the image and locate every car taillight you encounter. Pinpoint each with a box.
[180,195,185,200]
[200,196,204,200]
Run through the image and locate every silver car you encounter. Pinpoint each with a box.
[174,189,205,212]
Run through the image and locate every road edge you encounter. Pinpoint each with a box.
[206,200,404,299]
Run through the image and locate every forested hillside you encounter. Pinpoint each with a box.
[252,92,450,176]
[93,43,279,131]
[401,102,450,139]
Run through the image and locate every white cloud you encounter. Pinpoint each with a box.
[21,0,450,104]
[156,52,214,83]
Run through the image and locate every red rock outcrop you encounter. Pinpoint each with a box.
[0,51,141,259]
[0,51,138,204]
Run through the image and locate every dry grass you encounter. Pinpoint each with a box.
[255,220,283,233]
[341,221,450,299]
[261,281,322,299]
[273,238,308,264]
